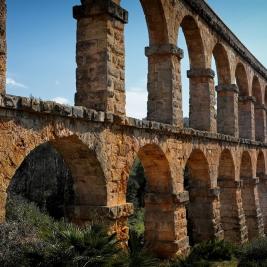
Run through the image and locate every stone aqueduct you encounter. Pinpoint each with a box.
[1,0,267,258]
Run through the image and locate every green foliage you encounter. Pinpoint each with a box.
[26,223,123,267]
[6,194,55,231]
[238,238,267,267]
[161,240,237,267]
[128,208,144,236]
[113,230,159,267]
[127,158,146,209]
[188,239,236,262]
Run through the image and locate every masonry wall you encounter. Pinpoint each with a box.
[0,95,266,256]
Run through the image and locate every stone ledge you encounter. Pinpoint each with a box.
[1,94,267,148]
[67,203,134,220]
[145,44,184,59]
[254,104,266,110]
[242,177,259,186]
[208,187,220,198]
[73,0,128,24]
[239,96,256,103]
[216,84,239,93]
[187,68,215,79]
[145,191,189,205]
[218,180,243,189]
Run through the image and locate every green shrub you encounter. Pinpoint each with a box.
[25,223,123,267]
[188,239,235,262]
[238,238,267,267]
[114,230,159,267]
[128,208,145,236]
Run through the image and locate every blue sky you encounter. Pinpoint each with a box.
[6,0,267,118]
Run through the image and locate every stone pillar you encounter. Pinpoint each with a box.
[258,175,267,234]
[208,187,224,240]
[0,0,6,93]
[241,177,265,240]
[187,68,216,132]
[67,203,134,245]
[218,180,248,244]
[73,0,128,115]
[216,84,239,137]
[145,44,184,126]
[145,191,190,257]
[254,104,266,142]
[238,96,255,140]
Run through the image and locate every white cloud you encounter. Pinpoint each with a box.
[52,97,70,105]
[6,77,27,89]
[126,90,147,119]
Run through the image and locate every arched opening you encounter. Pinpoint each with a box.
[179,16,211,131]
[180,16,205,69]
[257,151,267,233]
[184,149,214,246]
[235,63,250,139]
[127,144,174,257]
[218,149,240,243]
[178,26,190,126]
[213,43,232,134]
[7,136,107,224]
[252,76,264,141]
[213,44,231,86]
[122,0,149,119]
[240,151,258,240]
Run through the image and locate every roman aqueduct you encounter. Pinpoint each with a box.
[1,0,267,257]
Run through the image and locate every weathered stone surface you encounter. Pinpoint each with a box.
[1,0,267,259]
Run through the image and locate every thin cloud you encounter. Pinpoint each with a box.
[126,90,147,119]
[6,77,27,89]
[52,97,70,105]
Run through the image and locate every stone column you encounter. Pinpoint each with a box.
[216,84,239,137]
[208,187,224,240]
[73,0,128,115]
[238,96,255,140]
[218,180,248,244]
[145,44,184,126]
[0,0,6,93]
[254,104,266,142]
[187,68,216,132]
[258,175,267,234]
[145,191,190,257]
[241,177,265,240]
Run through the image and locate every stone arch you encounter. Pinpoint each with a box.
[252,76,262,104]
[240,151,259,240]
[213,43,231,85]
[236,63,251,139]
[140,0,169,45]
[265,86,267,106]
[8,135,107,224]
[180,15,205,68]
[235,63,249,96]
[257,151,265,179]
[253,76,265,141]
[134,144,174,257]
[218,149,241,243]
[184,149,214,245]
[138,144,172,193]
[179,15,214,131]
[257,151,267,233]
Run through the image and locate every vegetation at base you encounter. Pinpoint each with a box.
[238,238,267,266]
[1,194,160,267]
